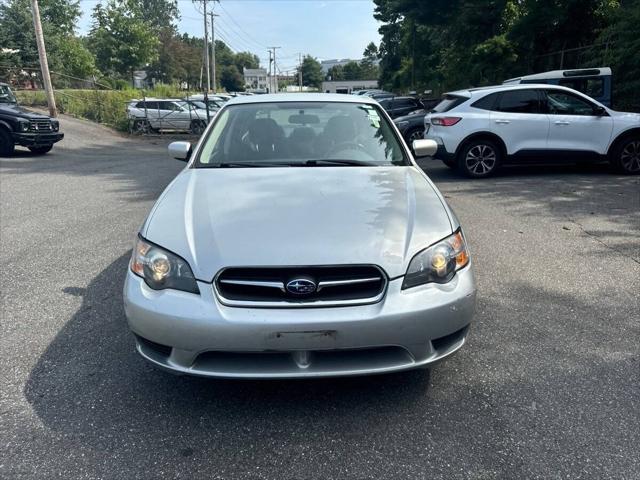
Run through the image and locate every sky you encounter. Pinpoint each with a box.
[77,0,383,72]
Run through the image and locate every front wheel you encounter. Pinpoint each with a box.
[0,128,15,157]
[190,120,206,135]
[28,145,53,154]
[458,139,502,178]
[611,137,640,174]
[405,127,424,152]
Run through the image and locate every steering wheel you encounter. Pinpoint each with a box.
[326,141,368,157]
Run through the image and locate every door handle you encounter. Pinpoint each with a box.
[494,119,510,124]
[554,121,570,126]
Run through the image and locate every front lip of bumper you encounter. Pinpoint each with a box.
[13,132,64,146]
[123,266,476,379]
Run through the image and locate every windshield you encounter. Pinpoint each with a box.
[0,85,17,104]
[189,100,207,109]
[195,101,408,168]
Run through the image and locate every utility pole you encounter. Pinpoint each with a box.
[267,49,272,93]
[268,47,281,93]
[298,53,303,92]
[30,0,56,117]
[202,0,210,93]
[209,12,219,92]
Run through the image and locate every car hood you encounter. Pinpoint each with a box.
[0,103,50,119]
[143,166,454,281]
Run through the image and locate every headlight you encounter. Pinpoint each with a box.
[130,236,199,294]
[51,119,59,131]
[18,120,30,132]
[402,229,470,289]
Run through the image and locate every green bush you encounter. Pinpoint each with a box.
[14,85,194,131]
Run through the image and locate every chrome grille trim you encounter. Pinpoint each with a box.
[214,265,388,309]
[316,277,381,291]
[29,120,52,132]
[218,279,285,291]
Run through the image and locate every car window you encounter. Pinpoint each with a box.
[431,95,467,113]
[471,92,499,110]
[545,91,596,115]
[143,101,158,110]
[0,85,17,104]
[135,101,145,109]
[195,101,408,167]
[558,78,604,98]
[396,99,417,108]
[496,90,540,113]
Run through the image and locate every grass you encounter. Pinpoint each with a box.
[15,86,195,132]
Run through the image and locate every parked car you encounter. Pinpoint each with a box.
[424,84,640,177]
[0,82,63,156]
[394,109,428,147]
[503,67,612,107]
[126,98,209,134]
[123,93,476,379]
[367,91,395,100]
[378,96,423,119]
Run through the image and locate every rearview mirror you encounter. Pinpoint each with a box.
[168,141,192,161]
[593,105,606,116]
[412,139,438,157]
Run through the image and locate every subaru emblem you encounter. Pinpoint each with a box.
[286,278,317,295]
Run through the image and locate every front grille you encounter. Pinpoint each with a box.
[215,265,387,307]
[29,119,52,132]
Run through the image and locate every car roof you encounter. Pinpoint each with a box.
[503,67,612,83]
[446,83,591,98]
[224,93,379,106]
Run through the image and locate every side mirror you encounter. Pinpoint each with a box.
[168,141,191,161]
[594,105,606,116]
[412,139,438,157]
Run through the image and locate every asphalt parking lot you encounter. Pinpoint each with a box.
[1,114,639,479]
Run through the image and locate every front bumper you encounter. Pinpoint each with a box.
[13,132,64,147]
[123,267,476,378]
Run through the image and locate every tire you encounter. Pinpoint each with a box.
[457,139,502,178]
[28,145,53,154]
[190,120,206,135]
[131,119,150,135]
[442,158,458,169]
[405,127,424,152]
[0,128,15,157]
[610,136,640,175]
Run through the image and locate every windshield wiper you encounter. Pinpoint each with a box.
[303,159,376,166]
[213,161,293,168]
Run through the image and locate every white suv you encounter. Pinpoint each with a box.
[127,98,210,134]
[424,84,640,177]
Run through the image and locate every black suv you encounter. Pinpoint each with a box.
[0,83,64,156]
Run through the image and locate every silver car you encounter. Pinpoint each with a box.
[123,93,476,379]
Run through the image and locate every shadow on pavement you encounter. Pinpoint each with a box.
[22,251,639,478]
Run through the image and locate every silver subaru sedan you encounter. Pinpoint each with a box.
[123,93,476,379]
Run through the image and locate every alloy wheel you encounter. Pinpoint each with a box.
[465,144,497,175]
[620,140,640,173]
[408,129,423,145]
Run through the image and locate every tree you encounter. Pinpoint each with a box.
[593,0,640,111]
[342,61,363,80]
[0,0,94,85]
[141,0,179,30]
[234,51,260,73]
[361,42,380,79]
[297,55,323,88]
[219,65,244,92]
[88,0,159,85]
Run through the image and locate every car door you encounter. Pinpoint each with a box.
[392,98,419,118]
[165,101,190,130]
[490,89,550,155]
[543,89,613,155]
[141,101,159,128]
